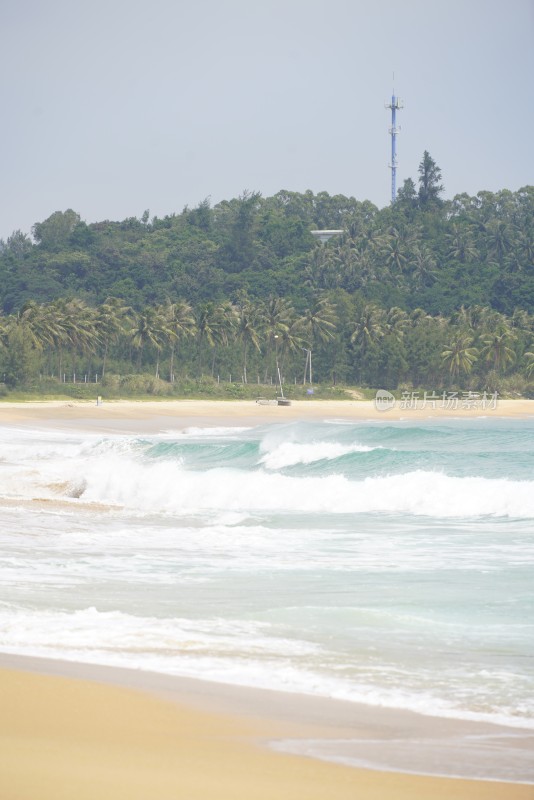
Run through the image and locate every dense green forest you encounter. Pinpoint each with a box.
[1,153,533,395]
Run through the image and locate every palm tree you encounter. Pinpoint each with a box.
[450,305,502,338]
[48,298,98,380]
[351,305,385,351]
[304,245,328,290]
[467,305,495,334]
[130,306,170,376]
[306,243,342,290]
[516,229,533,267]
[410,245,437,288]
[385,307,410,343]
[212,300,237,376]
[64,299,99,376]
[2,303,49,382]
[160,300,195,381]
[278,314,305,378]
[301,296,337,347]
[450,305,472,331]
[195,303,218,374]
[441,334,478,378]
[234,297,261,383]
[350,304,385,382]
[96,297,132,378]
[5,301,69,379]
[361,225,384,254]
[524,352,534,378]
[382,227,408,273]
[445,223,478,263]
[195,301,234,376]
[509,309,532,337]
[258,296,294,381]
[216,301,237,347]
[485,220,515,263]
[410,308,433,327]
[480,327,516,373]
[15,301,56,350]
[298,295,338,385]
[39,300,69,379]
[345,241,377,288]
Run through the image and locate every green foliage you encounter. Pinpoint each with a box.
[32,210,81,250]
[119,374,170,395]
[0,171,533,395]
[2,179,533,317]
[418,151,444,208]
[2,325,40,386]
[224,382,251,399]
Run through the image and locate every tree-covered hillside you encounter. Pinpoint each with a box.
[1,154,533,393]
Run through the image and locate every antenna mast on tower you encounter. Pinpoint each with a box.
[386,79,403,203]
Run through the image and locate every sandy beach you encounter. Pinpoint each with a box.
[1,654,533,800]
[1,398,533,798]
[1,396,534,432]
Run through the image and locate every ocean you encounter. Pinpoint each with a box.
[1,416,533,778]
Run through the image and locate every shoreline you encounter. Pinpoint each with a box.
[1,652,533,799]
[2,403,533,797]
[1,397,534,433]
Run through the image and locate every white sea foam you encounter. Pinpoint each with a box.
[64,455,534,518]
[3,435,534,518]
[259,441,376,469]
[1,605,533,730]
[0,606,313,654]
[160,426,252,438]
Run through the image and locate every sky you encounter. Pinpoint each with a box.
[1,0,533,240]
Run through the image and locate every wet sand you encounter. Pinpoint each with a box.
[1,654,533,800]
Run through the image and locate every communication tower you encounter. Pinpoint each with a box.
[386,87,403,203]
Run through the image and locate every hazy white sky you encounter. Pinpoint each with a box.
[1,0,533,239]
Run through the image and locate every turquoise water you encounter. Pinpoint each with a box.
[0,418,533,738]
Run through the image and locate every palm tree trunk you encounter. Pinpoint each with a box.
[198,338,203,376]
[263,343,272,383]
[102,341,108,378]
[169,343,175,382]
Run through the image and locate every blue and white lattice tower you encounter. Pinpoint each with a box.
[386,88,403,203]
